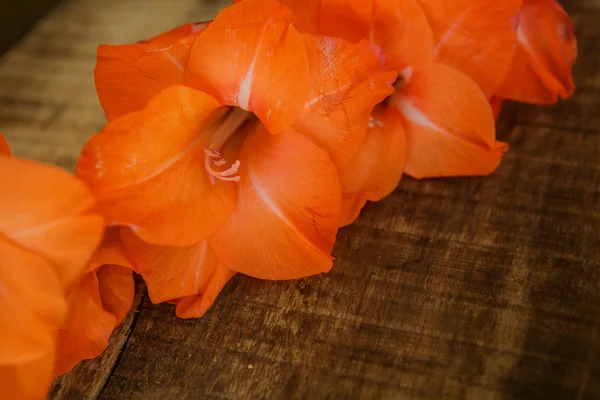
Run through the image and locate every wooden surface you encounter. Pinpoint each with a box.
[0,0,62,56]
[1,0,598,399]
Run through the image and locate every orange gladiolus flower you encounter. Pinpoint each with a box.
[496,0,578,104]
[240,0,511,224]
[0,134,104,399]
[78,0,395,317]
[55,227,134,376]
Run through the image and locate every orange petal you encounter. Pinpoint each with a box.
[0,237,65,365]
[54,228,134,376]
[278,0,321,34]
[318,0,373,42]
[370,0,435,69]
[97,265,135,325]
[76,85,236,247]
[121,228,234,318]
[0,132,10,156]
[166,266,235,319]
[95,23,207,121]
[495,0,577,104]
[0,352,55,400]
[490,96,505,121]
[339,194,367,227]
[340,106,406,201]
[186,0,310,133]
[0,157,103,287]
[295,35,396,168]
[54,272,116,376]
[416,0,521,96]
[233,0,371,43]
[211,125,341,280]
[93,227,135,324]
[86,227,132,273]
[392,63,507,178]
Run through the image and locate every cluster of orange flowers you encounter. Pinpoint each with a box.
[0,0,577,398]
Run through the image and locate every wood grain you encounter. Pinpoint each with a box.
[0,0,598,399]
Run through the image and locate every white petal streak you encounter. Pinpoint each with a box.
[247,164,292,229]
[392,95,449,136]
[237,19,273,110]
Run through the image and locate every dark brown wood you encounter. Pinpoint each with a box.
[1,0,598,399]
[0,0,62,56]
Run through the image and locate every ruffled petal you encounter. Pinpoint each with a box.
[340,106,406,201]
[295,35,396,168]
[370,0,435,68]
[54,272,116,376]
[392,63,507,178]
[54,228,134,376]
[0,157,103,287]
[76,85,236,247]
[0,132,10,156]
[85,227,132,274]
[0,237,65,365]
[211,125,341,280]
[121,228,234,318]
[0,352,54,400]
[95,22,207,121]
[170,265,236,319]
[294,35,398,168]
[186,0,310,133]
[416,0,522,96]
[495,0,577,104]
[97,265,135,324]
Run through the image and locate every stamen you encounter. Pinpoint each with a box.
[204,146,241,185]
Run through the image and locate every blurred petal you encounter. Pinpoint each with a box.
[0,352,54,400]
[95,23,207,121]
[0,157,103,287]
[392,63,507,178]
[0,237,65,364]
[76,85,236,247]
[121,228,234,318]
[296,35,396,167]
[211,125,341,280]
[340,106,406,200]
[496,0,577,104]
[54,272,116,376]
[55,228,134,376]
[417,0,521,96]
[371,0,435,68]
[186,0,310,133]
[0,132,10,156]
